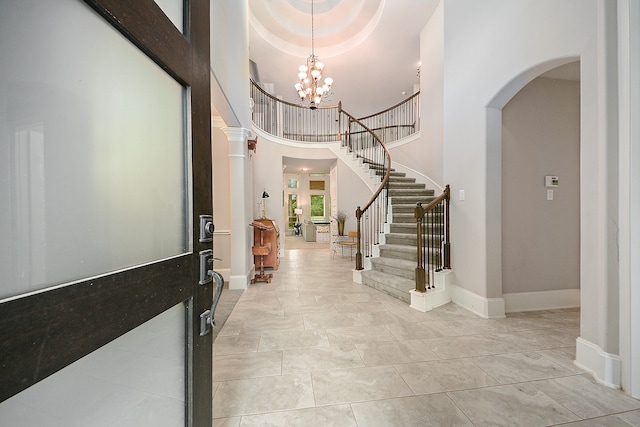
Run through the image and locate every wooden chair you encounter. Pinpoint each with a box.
[339,231,358,259]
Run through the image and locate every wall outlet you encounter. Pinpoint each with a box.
[459,190,465,201]
[547,189,554,201]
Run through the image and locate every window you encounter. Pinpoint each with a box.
[287,179,299,189]
[309,180,325,190]
[310,195,325,218]
[287,194,297,229]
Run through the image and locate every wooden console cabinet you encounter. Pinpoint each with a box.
[252,218,279,270]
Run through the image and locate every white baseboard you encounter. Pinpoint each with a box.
[353,269,363,284]
[575,337,621,389]
[449,284,505,319]
[229,274,250,290]
[503,289,580,313]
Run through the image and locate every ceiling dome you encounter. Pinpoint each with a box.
[248,0,385,58]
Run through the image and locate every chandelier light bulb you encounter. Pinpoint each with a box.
[299,65,308,72]
[324,77,333,86]
[316,87,324,95]
[316,61,324,70]
[311,69,321,79]
[298,72,307,80]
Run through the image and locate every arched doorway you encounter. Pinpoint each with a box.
[500,62,581,312]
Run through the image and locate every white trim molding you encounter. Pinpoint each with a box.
[575,337,622,389]
[503,289,580,313]
[449,284,505,319]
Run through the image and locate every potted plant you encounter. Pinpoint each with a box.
[332,210,349,236]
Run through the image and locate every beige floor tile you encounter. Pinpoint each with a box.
[438,317,511,335]
[302,312,364,329]
[543,326,580,346]
[212,374,315,418]
[257,329,330,352]
[618,409,640,425]
[238,315,304,335]
[213,417,240,427]
[356,339,439,366]
[325,324,396,345]
[532,374,640,419]
[386,321,455,340]
[282,344,364,374]
[557,415,639,426]
[357,308,419,326]
[311,366,413,406]
[283,303,337,316]
[423,334,516,358]
[448,383,580,426]
[213,351,282,381]
[469,351,572,384]
[537,347,586,374]
[213,335,261,356]
[238,404,357,427]
[395,358,499,394]
[351,394,473,427]
[212,243,640,426]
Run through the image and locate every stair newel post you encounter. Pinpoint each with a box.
[414,202,426,292]
[355,206,363,270]
[443,185,451,269]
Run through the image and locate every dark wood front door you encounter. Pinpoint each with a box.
[0,1,213,425]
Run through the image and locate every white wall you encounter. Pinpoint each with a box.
[212,117,232,279]
[502,77,580,295]
[387,1,444,185]
[210,0,251,129]
[435,0,623,388]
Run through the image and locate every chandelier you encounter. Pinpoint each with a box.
[294,0,333,109]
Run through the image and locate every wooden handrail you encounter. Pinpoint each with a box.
[338,105,392,270]
[357,92,420,121]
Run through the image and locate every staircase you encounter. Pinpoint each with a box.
[359,164,437,303]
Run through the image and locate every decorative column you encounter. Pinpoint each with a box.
[221,127,252,290]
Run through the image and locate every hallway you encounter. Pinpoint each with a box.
[212,238,640,426]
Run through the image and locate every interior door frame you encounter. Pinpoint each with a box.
[0,0,213,424]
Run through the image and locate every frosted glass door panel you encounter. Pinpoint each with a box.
[0,1,188,299]
[0,303,186,427]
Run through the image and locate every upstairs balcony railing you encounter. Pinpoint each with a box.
[250,79,419,144]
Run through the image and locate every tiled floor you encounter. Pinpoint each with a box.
[212,239,640,426]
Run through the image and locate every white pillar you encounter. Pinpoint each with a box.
[618,0,640,398]
[222,127,252,290]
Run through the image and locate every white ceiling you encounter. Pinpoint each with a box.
[282,156,337,174]
[249,2,579,174]
[249,0,440,118]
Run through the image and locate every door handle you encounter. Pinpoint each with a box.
[198,249,224,336]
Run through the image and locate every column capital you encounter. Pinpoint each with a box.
[221,127,251,142]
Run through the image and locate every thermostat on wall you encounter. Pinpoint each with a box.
[545,175,559,187]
